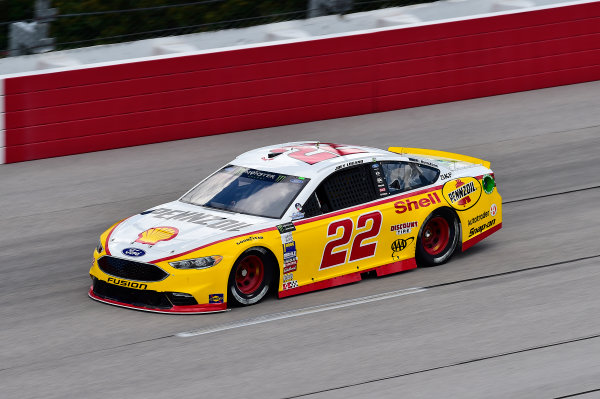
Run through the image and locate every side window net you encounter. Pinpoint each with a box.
[302,193,323,218]
[321,166,376,211]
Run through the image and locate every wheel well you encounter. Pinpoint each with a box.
[247,246,280,296]
[440,206,462,251]
[416,206,462,265]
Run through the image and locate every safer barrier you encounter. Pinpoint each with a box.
[1,1,599,163]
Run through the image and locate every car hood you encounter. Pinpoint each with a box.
[106,200,275,262]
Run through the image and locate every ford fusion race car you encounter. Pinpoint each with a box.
[89,142,502,313]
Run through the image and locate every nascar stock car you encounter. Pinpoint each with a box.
[89,142,502,313]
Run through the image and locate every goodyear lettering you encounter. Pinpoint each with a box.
[468,211,490,226]
[447,181,476,204]
[236,236,264,245]
[394,193,441,214]
[150,207,252,231]
[469,219,496,237]
[107,277,147,290]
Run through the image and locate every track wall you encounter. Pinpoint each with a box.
[2,1,600,163]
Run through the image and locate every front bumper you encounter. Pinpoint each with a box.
[88,277,227,314]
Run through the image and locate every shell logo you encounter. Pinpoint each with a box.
[442,177,482,211]
[135,226,179,245]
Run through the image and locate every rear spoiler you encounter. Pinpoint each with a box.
[388,147,490,169]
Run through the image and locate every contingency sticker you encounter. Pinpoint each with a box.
[283,241,298,273]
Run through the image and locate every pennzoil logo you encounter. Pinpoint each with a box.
[442,177,481,211]
[135,226,179,245]
[107,277,147,290]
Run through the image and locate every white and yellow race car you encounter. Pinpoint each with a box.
[89,142,502,313]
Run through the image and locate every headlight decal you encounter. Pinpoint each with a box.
[169,255,223,270]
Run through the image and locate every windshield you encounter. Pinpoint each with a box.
[180,165,311,219]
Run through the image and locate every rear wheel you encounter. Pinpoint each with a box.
[228,248,273,306]
[416,208,459,266]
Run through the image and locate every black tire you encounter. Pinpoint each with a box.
[228,247,274,306]
[416,208,460,267]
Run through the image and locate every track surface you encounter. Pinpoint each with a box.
[1,82,600,398]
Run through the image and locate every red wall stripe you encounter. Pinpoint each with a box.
[3,1,600,163]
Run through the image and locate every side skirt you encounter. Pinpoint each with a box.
[278,258,417,298]
[462,223,502,252]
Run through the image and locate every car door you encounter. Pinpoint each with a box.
[285,163,384,291]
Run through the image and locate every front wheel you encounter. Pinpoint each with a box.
[416,208,460,266]
[228,248,273,306]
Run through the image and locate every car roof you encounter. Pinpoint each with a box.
[230,142,396,178]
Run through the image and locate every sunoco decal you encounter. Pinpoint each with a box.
[209,294,224,304]
[442,177,482,211]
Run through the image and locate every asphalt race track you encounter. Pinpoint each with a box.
[1,81,600,399]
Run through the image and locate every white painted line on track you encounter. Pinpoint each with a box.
[177,287,426,338]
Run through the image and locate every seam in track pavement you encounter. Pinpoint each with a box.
[503,185,600,204]
[555,388,600,398]
[2,253,599,373]
[284,332,600,398]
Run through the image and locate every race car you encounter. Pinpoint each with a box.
[89,142,502,313]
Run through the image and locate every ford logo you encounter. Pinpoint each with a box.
[122,247,146,257]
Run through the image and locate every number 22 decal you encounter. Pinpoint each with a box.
[320,211,382,269]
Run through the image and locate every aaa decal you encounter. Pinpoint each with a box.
[442,177,482,211]
[391,237,414,260]
[135,226,179,245]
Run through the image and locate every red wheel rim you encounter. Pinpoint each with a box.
[422,216,450,256]
[235,255,264,294]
